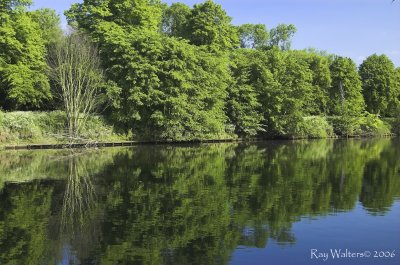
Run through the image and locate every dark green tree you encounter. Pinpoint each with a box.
[30,8,63,47]
[268,24,297,51]
[359,54,399,116]
[161,2,191,38]
[237,23,269,49]
[329,56,365,115]
[65,0,163,33]
[66,0,230,140]
[261,48,313,137]
[291,50,332,115]
[0,0,51,110]
[227,49,263,136]
[329,56,365,135]
[185,0,239,51]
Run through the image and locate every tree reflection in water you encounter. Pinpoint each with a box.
[0,139,399,265]
[59,153,101,265]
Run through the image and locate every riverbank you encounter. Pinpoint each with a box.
[0,111,398,150]
[0,111,128,148]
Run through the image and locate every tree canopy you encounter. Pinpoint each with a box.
[0,0,398,139]
[268,24,297,51]
[0,0,51,110]
[359,54,400,116]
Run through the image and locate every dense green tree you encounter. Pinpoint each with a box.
[66,0,230,140]
[227,49,263,136]
[65,0,164,33]
[30,8,63,47]
[185,0,239,51]
[291,50,332,115]
[329,56,365,115]
[228,48,319,138]
[328,56,365,135]
[0,0,397,139]
[0,0,51,110]
[261,48,313,137]
[359,54,399,116]
[161,2,190,38]
[268,24,297,50]
[237,23,269,49]
[395,67,400,114]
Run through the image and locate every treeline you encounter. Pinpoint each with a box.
[1,0,400,140]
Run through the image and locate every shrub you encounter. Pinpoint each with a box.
[360,113,391,136]
[301,116,335,139]
[386,116,400,135]
[328,114,362,137]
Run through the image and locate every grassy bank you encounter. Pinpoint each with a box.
[0,111,128,148]
[268,115,395,139]
[0,111,397,149]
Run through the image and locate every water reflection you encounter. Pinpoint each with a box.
[59,154,100,265]
[0,138,399,265]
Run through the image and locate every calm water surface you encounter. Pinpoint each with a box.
[0,139,399,265]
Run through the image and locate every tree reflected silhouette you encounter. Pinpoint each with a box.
[0,139,399,265]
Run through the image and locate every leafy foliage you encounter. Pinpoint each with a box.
[161,2,191,37]
[329,56,365,116]
[0,0,51,110]
[66,0,231,140]
[185,0,239,51]
[0,0,398,139]
[359,54,400,116]
[237,23,269,49]
[290,50,331,115]
[268,24,297,50]
[30,8,63,47]
[227,49,264,136]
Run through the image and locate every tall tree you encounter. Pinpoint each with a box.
[185,0,239,51]
[161,2,190,38]
[237,24,269,49]
[66,0,230,140]
[65,0,163,32]
[329,56,365,115]
[48,33,104,137]
[262,48,313,137]
[30,8,63,47]
[0,0,51,110]
[329,56,365,135]
[268,24,297,51]
[227,49,263,136]
[359,54,399,116]
[291,50,332,115]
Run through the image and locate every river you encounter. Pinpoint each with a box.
[0,138,399,265]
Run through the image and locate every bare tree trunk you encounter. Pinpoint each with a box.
[48,33,103,137]
[339,80,345,111]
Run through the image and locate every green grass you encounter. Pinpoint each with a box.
[0,110,128,147]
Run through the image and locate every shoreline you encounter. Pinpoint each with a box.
[2,135,396,151]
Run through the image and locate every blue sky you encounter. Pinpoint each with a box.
[31,0,400,66]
